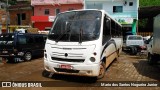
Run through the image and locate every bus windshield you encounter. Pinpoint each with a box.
[0,34,14,45]
[48,10,102,42]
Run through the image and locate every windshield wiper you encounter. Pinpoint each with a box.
[79,25,83,43]
[55,22,71,43]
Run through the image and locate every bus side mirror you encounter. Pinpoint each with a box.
[145,40,149,44]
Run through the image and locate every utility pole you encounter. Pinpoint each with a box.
[6,0,9,33]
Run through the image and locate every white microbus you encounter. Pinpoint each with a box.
[44,10,123,79]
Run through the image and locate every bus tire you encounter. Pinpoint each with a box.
[24,52,32,61]
[97,62,105,79]
[42,70,50,78]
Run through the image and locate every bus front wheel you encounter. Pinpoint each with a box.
[97,62,105,79]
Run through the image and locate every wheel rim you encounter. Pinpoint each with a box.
[25,52,32,61]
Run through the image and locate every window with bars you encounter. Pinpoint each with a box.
[45,9,50,15]
[55,8,60,15]
[113,6,123,13]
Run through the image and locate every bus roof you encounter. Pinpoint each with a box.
[57,9,122,27]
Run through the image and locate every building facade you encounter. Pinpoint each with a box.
[8,0,33,33]
[84,0,139,35]
[9,4,33,26]
[0,10,7,33]
[31,0,83,31]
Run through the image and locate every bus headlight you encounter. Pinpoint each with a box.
[90,57,96,62]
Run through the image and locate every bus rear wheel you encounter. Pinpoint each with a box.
[42,70,51,78]
[97,62,105,79]
[24,52,32,61]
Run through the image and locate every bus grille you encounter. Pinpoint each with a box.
[51,57,85,63]
[52,52,83,58]
[54,68,79,73]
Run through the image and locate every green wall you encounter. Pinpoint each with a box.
[132,19,137,34]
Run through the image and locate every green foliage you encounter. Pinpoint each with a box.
[8,0,17,5]
[140,0,160,7]
[1,0,17,5]
[138,19,148,28]
[1,0,30,5]
[139,0,160,30]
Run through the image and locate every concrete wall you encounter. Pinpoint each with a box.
[9,9,33,25]
[85,0,138,19]
[84,0,139,34]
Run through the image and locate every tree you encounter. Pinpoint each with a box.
[1,0,17,5]
[139,0,160,32]
[140,0,160,7]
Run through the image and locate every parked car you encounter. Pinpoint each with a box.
[0,32,47,62]
[123,35,145,55]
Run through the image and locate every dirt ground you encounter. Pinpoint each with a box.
[0,52,159,90]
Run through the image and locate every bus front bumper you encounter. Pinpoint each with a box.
[44,60,100,77]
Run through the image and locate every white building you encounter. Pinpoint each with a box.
[84,0,139,35]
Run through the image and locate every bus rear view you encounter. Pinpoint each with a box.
[44,10,122,79]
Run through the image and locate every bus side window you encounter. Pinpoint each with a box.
[111,20,116,37]
[102,16,111,45]
[119,26,122,37]
[105,19,111,36]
